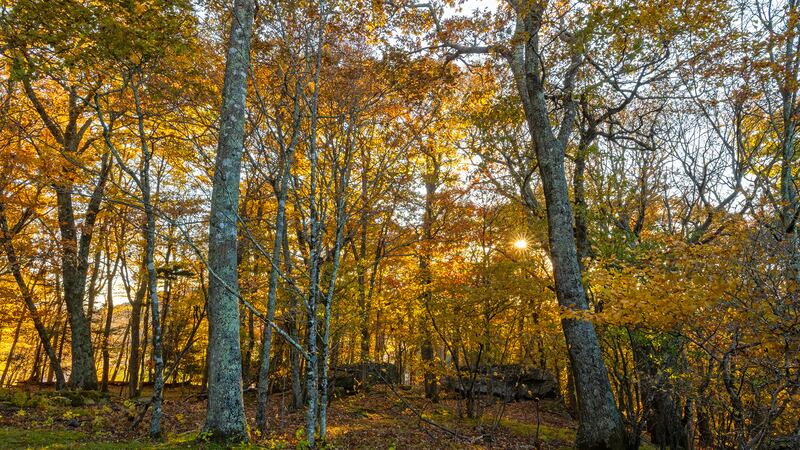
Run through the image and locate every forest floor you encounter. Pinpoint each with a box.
[0,384,646,449]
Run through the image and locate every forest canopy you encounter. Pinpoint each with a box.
[0,0,798,449]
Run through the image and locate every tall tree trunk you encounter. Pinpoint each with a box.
[22,80,110,390]
[302,4,326,444]
[506,4,626,447]
[140,285,150,385]
[319,231,345,439]
[29,340,43,383]
[144,187,164,439]
[420,153,439,402]
[111,321,129,384]
[319,118,353,439]
[126,83,167,439]
[256,147,294,432]
[203,0,255,442]
[46,300,64,385]
[356,169,370,384]
[536,138,626,449]
[243,308,254,386]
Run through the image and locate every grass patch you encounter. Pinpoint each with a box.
[0,428,156,449]
[498,419,575,443]
[0,429,89,448]
[458,416,576,447]
[0,428,277,449]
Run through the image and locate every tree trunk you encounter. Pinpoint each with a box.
[101,254,119,392]
[140,284,150,385]
[319,130,352,439]
[256,150,293,432]
[507,5,626,447]
[202,0,255,442]
[86,247,103,327]
[357,179,370,385]
[21,80,110,391]
[1,315,23,387]
[420,153,439,402]
[130,83,166,439]
[302,6,326,444]
[0,203,66,389]
[285,229,304,410]
[56,186,100,390]
[128,263,146,398]
[573,133,592,267]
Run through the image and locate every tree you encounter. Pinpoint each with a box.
[203,0,256,442]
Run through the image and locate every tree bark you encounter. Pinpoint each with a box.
[505,4,626,448]
[203,0,255,442]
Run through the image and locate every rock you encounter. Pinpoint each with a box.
[328,363,400,395]
[443,365,558,401]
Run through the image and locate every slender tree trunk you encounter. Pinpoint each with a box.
[57,319,67,374]
[1,316,23,387]
[29,340,43,383]
[302,4,327,443]
[319,125,354,438]
[140,286,150,385]
[573,133,591,267]
[86,247,103,326]
[128,264,146,398]
[111,321,129,387]
[0,205,66,389]
[144,197,164,439]
[319,199,347,439]
[242,308,254,386]
[256,152,293,432]
[159,247,173,379]
[356,168,371,385]
[203,0,255,442]
[101,252,119,392]
[127,84,167,439]
[284,230,304,410]
[420,154,439,402]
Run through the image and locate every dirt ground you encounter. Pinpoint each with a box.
[0,383,585,449]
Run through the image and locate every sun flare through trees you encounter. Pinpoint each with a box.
[0,0,798,449]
